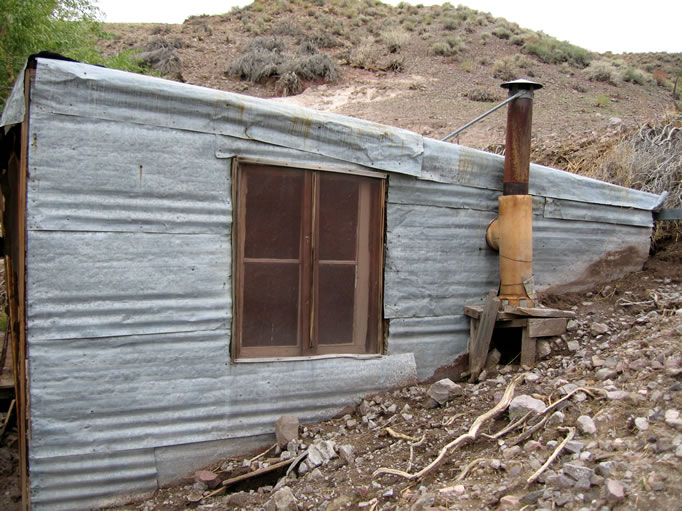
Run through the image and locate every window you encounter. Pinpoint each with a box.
[233,162,384,359]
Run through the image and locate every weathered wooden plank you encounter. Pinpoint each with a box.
[528,318,568,338]
[468,291,499,381]
[520,327,536,366]
[505,306,575,318]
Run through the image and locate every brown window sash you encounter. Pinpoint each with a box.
[233,162,383,359]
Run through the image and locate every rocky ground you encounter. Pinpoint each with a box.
[94,241,682,511]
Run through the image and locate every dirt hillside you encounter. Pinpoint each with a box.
[96,1,681,170]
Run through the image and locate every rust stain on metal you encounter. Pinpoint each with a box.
[290,117,312,140]
[540,246,648,296]
[502,97,532,195]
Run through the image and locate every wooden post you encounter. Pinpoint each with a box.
[468,291,499,381]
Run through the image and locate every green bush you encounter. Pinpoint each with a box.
[492,54,532,81]
[621,67,647,85]
[523,34,592,68]
[431,36,466,56]
[491,26,511,40]
[584,59,618,84]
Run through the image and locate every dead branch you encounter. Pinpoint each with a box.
[248,442,277,463]
[373,375,522,481]
[385,427,421,442]
[481,411,532,440]
[406,434,426,472]
[526,427,575,486]
[221,457,295,488]
[456,457,487,480]
[509,386,604,446]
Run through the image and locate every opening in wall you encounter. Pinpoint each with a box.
[233,162,385,359]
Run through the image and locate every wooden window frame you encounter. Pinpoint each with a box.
[231,159,385,360]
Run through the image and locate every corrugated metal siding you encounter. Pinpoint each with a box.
[30,59,423,176]
[16,58,662,510]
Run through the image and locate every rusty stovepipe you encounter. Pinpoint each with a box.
[486,79,542,308]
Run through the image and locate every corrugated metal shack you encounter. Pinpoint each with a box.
[0,57,664,510]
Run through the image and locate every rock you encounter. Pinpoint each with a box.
[485,348,502,369]
[498,495,522,510]
[605,479,625,502]
[275,416,299,448]
[595,368,617,380]
[634,417,649,431]
[502,445,521,459]
[440,484,466,496]
[546,474,575,489]
[509,395,546,419]
[665,409,682,429]
[338,444,355,465]
[525,372,540,383]
[554,493,572,507]
[520,490,544,505]
[606,390,630,401]
[536,340,552,360]
[564,440,585,454]
[306,440,336,467]
[358,400,371,416]
[410,492,435,511]
[308,468,324,481]
[524,440,542,451]
[566,340,580,352]
[265,487,297,511]
[590,323,609,336]
[192,481,207,491]
[427,378,464,405]
[563,463,594,481]
[577,415,597,435]
[548,411,565,425]
[194,470,220,489]
[566,319,579,331]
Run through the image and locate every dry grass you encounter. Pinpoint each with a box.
[584,115,682,241]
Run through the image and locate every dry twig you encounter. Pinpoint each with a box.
[373,375,522,481]
[526,427,575,485]
[248,442,277,463]
[482,411,531,440]
[385,427,421,442]
[456,457,488,480]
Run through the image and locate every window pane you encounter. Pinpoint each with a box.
[242,263,299,347]
[317,264,355,345]
[244,168,304,260]
[318,174,358,261]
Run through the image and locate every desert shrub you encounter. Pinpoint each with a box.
[442,17,459,30]
[492,54,531,81]
[621,67,648,85]
[510,34,526,46]
[652,69,670,87]
[382,28,409,53]
[584,115,682,242]
[273,20,303,37]
[403,20,415,32]
[276,71,301,96]
[584,59,618,84]
[465,88,497,102]
[134,38,185,80]
[461,58,473,72]
[431,36,466,56]
[480,32,491,45]
[298,40,318,55]
[491,26,511,40]
[523,34,592,67]
[227,37,338,92]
